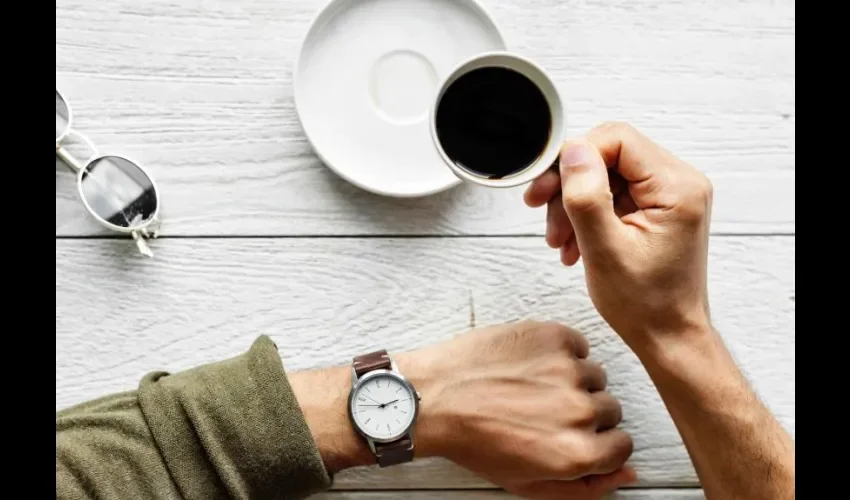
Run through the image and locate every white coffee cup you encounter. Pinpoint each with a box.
[429,51,566,188]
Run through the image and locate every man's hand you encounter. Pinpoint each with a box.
[524,122,794,499]
[524,121,712,353]
[290,320,636,500]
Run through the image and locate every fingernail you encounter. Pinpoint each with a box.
[561,141,593,167]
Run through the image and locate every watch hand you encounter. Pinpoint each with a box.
[358,404,383,407]
[383,399,399,406]
[362,395,382,405]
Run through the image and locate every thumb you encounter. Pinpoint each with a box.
[559,140,622,255]
[584,465,639,496]
[506,467,637,499]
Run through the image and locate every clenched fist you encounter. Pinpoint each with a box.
[395,320,636,499]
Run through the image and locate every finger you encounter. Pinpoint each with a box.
[585,121,668,183]
[591,391,623,431]
[546,197,573,249]
[588,429,634,475]
[508,467,637,500]
[559,140,623,256]
[577,359,607,392]
[566,329,590,359]
[582,466,638,496]
[525,167,561,207]
[560,237,581,266]
[585,122,701,213]
[608,169,628,196]
[613,191,639,218]
[507,479,591,500]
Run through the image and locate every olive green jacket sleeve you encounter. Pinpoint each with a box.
[56,335,332,500]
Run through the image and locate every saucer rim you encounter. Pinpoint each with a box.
[292,0,508,198]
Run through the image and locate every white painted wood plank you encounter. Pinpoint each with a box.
[312,489,705,499]
[55,0,795,236]
[56,237,795,488]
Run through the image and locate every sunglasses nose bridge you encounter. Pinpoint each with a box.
[56,144,84,173]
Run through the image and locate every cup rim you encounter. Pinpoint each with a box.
[429,51,565,188]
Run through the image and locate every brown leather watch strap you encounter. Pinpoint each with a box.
[352,349,391,377]
[352,349,415,467]
[374,435,413,467]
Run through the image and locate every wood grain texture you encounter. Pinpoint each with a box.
[56,236,795,488]
[55,0,795,236]
[312,489,705,499]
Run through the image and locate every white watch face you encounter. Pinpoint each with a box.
[350,371,416,440]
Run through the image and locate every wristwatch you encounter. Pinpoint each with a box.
[347,349,421,467]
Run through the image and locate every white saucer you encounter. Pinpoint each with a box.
[293,0,506,197]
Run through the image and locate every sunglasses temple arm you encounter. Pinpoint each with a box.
[132,231,154,258]
[56,144,83,173]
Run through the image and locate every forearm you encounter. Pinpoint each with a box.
[635,327,794,500]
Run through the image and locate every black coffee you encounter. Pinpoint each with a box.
[435,66,551,179]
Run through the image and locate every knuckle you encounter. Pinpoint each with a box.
[589,360,608,387]
[554,364,580,389]
[615,432,635,462]
[560,326,583,349]
[516,319,547,333]
[675,173,713,222]
[539,322,578,349]
[539,320,569,335]
[678,200,706,222]
[562,190,612,214]
[565,329,591,358]
[517,320,564,347]
[595,120,636,137]
[569,437,600,472]
[549,453,578,477]
[612,395,624,417]
[571,395,597,426]
[606,395,624,424]
[546,357,572,378]
[698,174,714,200]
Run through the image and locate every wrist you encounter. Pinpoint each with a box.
[631,321,743,392]
[288,365,373,474]
[391,350,448,459]
[289,349,447,474]
[626,310,715,364]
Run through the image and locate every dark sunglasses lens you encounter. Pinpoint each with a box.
[79,156,158,229]
[56,90,70,141]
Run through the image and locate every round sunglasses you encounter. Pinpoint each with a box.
[56,89,161,257]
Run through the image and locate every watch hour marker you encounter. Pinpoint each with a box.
[395,387,402,393]
[386,424,391,432]
[395,419,401,425]
[399,409,407,414]
[364,418,371,424]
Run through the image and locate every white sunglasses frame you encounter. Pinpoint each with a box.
[55,89,162,257]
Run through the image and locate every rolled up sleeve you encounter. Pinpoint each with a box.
[57,335,332,500]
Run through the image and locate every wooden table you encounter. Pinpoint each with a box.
[56,0,795,498]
